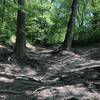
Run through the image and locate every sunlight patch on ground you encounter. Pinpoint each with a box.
[9,35,16,43]
[23,67,38,76]
[35,85,100,100]
[0,45,6,49]
[26,43,36,51]
[0,77,14,83]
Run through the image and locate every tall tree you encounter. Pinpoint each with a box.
[1,0,6,23]
[15,0,26,58]
[61,0,79,50]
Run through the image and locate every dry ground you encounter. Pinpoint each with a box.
[0,44,100,100]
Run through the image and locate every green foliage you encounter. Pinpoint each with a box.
[74,0,100,45]
[0,0,17,44]
[0,0,100,46]
[25,0,71,44]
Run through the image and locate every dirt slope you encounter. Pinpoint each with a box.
[0,44,100,100]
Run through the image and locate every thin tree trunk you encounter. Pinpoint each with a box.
[62,0,78,50]
[15,0,26,58]
[1,0,6,23]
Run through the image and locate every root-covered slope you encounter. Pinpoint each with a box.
[0,44,100,100]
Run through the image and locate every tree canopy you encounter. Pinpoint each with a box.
[0,0,99,47]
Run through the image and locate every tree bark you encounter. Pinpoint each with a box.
[62,0,78,50]
[1,0,6,23]
[15,0,26,58]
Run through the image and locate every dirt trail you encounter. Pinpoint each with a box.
[0,44,100,100]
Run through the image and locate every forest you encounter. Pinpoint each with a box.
[0,0,100,100]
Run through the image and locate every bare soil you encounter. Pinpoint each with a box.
[0,44,100,100]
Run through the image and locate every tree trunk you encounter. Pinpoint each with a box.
[1,0,6,23]
[15,0,26,58]
[62,0,78,50]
